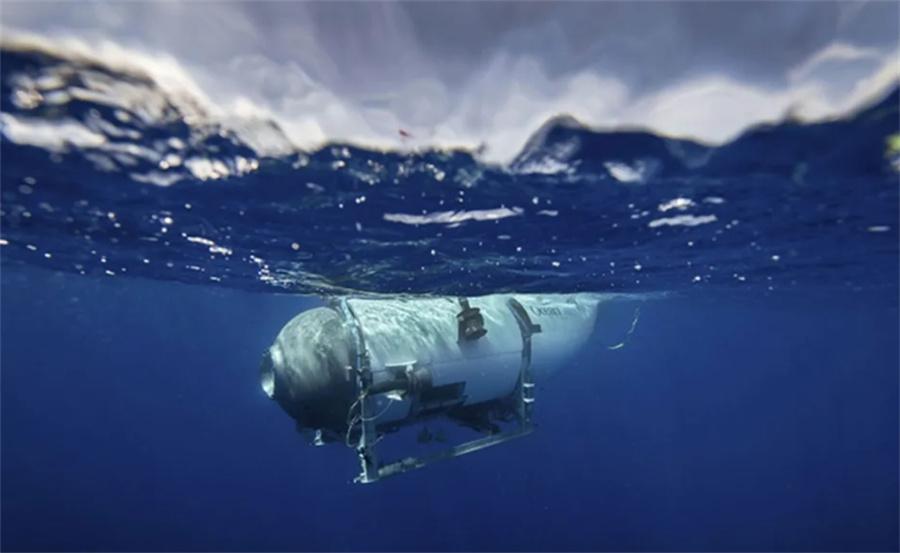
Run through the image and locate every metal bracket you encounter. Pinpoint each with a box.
[457,297,488,343]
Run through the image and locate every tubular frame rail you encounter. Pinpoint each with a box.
[333,296,541,484]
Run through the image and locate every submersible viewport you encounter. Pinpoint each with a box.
[260,293,606,483]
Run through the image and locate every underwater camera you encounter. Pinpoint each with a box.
[260,293,605,483]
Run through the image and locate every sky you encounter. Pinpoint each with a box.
[2,1,898,162]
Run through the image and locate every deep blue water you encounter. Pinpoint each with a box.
[2,270,897,551]
[1,43,899,551]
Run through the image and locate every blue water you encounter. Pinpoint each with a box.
[1,44,898,551]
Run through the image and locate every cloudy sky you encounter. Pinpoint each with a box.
[2,1,898,161]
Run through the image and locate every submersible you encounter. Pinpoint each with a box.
[260,293,606,483]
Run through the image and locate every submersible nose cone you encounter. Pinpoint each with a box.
[259,307,354,431]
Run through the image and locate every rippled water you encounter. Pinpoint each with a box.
[1,42,898,297]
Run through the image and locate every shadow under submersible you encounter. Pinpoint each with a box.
[260,293,611,483]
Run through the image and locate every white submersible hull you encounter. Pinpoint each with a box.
[261,293,607,483]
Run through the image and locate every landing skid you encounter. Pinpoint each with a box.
[361,424,533,483]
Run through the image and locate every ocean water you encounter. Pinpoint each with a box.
[1,44,899,551]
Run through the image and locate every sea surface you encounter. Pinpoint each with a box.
[1,43,898,551]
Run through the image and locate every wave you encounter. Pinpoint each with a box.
[0,38,898,297]
[2,31,898,169]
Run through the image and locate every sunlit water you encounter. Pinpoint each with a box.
[1,41,898,552]
[1,44,898,297]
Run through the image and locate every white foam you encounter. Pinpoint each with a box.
[383,207,524,226]
[658,198,696,212]
[648,214,718,228]
[604,162,643,183]
[0,112,106,150]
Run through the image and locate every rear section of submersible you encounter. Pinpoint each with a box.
[260,293,606,483]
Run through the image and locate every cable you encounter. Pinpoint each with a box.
[346,397,362,425]
[345,396,362,448]
[344,393,396,448]
[607,306,641,350]
[361,397,396,422]
[345,414,361,448]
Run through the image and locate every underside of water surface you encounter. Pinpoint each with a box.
[1,43,897,298]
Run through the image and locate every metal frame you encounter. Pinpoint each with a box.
[333,298,380,483]
[333,296,541,484]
